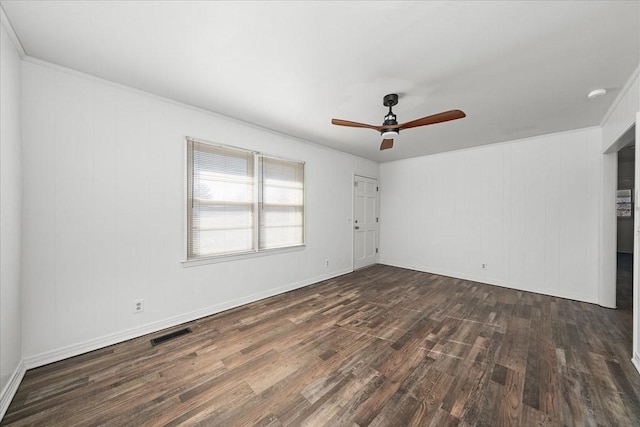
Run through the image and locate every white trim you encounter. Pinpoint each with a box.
[0,6,26,58]
[183,138,189,260]
[633,353,640,376]
[634,115,640,374]
[600,65,640,128]
[0,359,26,420]
[600,152,618,308]
[23,268,351,370]
[381,126,602,166]
[252,150,260,254]
[182,244,305,267]
[186,136,258,156]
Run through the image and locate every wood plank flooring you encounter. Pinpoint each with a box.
[3,264,639,426]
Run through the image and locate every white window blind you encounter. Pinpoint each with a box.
[259,156,305,249]
[186,138,304,260]
[187,140,255,258]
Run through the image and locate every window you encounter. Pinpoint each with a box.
[259,156,305,249]
[186,138,304,260]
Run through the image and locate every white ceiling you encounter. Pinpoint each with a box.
[2,1,638,162]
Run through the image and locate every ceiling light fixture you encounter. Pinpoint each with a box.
[587,88,607,99]
[381,129,399,139]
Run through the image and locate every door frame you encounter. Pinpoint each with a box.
[634,117,640,373]
[602,122,639,374]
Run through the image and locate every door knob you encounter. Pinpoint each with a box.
[355,226,360,230]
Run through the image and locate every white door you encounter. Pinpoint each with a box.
[354,175,378,270]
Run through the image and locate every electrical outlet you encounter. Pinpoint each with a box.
[133,299,144,314]
[325,259,329,267]
[482,263,487,270]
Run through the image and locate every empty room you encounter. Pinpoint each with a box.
[1,1,640,426]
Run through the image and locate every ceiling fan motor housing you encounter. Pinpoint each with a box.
[383,112,397,126]
[383,93,399,107]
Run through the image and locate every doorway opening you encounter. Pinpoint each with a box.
[616,134,635,336]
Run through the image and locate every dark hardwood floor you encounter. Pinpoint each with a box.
[3,264,639,426]
[617,253,634,335]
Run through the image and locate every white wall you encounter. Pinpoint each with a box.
[0,17,24,414]
[20,59,378,366]
[379,127,602,304]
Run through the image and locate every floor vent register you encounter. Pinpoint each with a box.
[150,327,193,346]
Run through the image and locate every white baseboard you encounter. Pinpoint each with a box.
[24,267,352,370]
[633,353,640,375]
[0,359,26,421]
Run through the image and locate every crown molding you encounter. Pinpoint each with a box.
[0,5,26,57]
[600,65,639,127]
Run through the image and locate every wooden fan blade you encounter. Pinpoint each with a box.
[331,118,382,131]
[380,139,394,150]
[397,110,466,130]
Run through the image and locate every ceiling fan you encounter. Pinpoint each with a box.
[331,94,466,150]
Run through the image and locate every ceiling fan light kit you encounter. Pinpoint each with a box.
[381,129,399,139]
[331,93,466,151]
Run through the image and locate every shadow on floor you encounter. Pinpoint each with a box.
[616,252,634,337]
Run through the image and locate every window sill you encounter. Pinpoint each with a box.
[181,244,305,267]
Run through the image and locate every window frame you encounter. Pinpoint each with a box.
[183,137,305,266]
